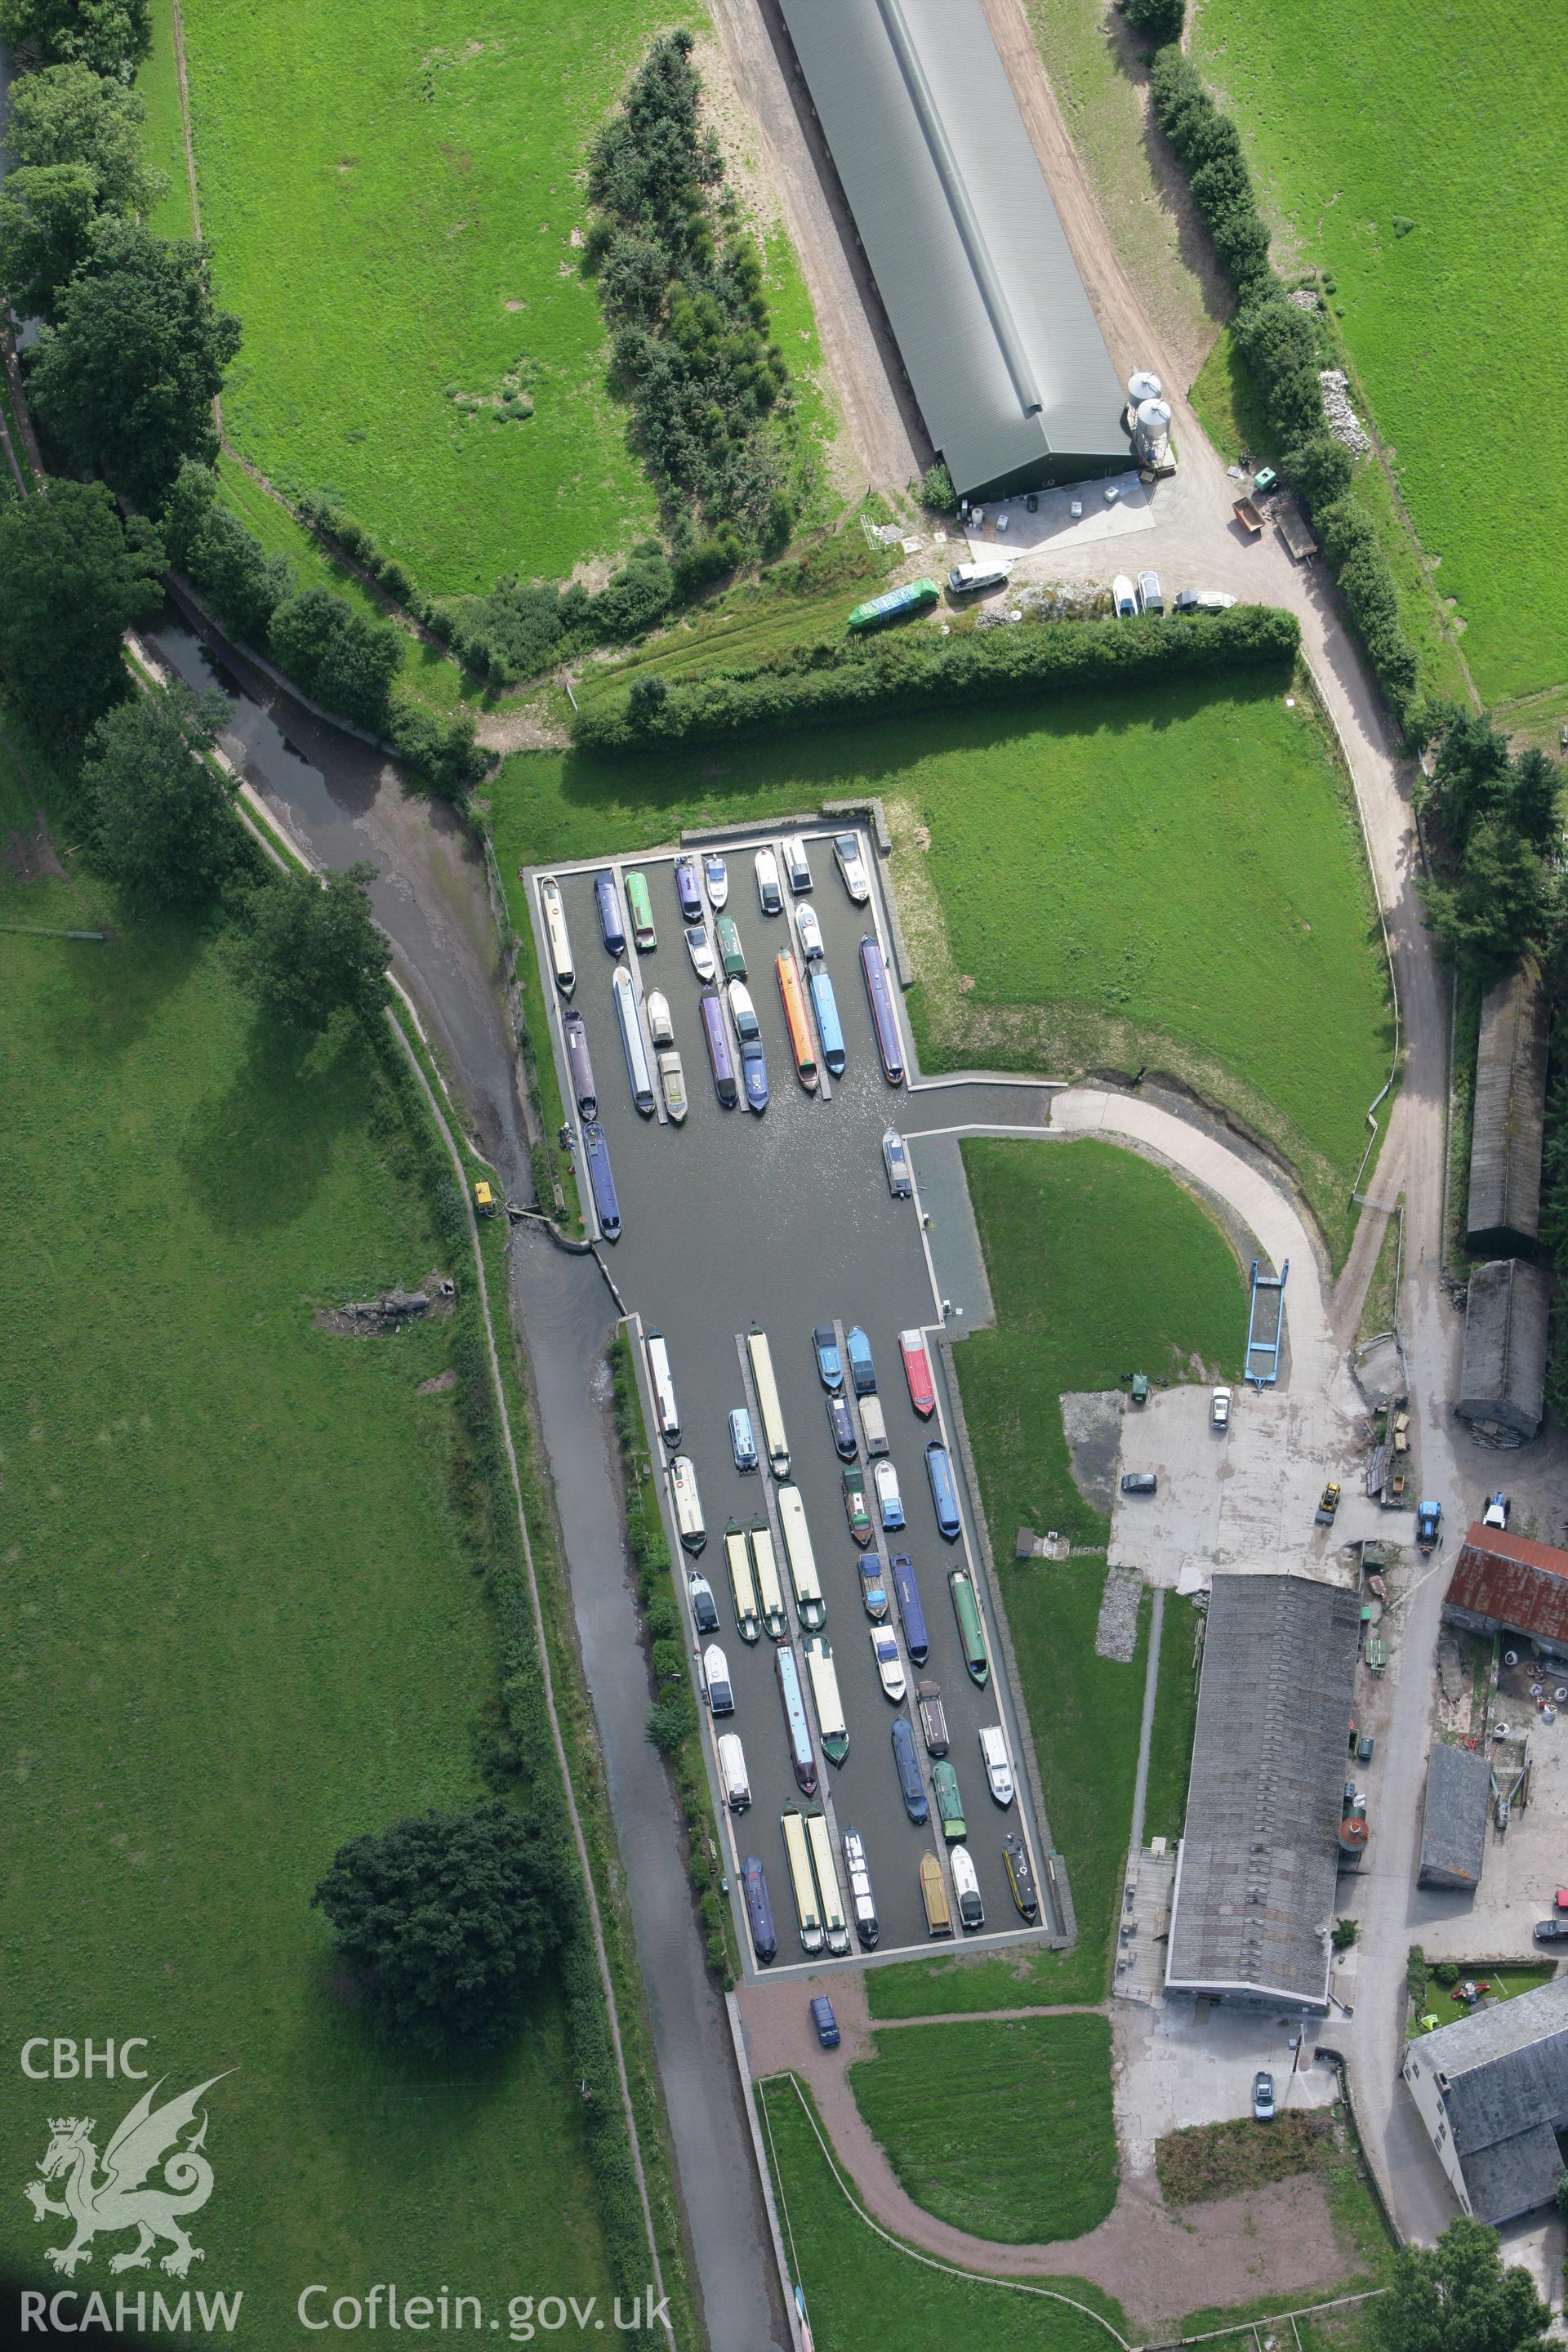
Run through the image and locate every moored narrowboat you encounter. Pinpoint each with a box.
[612,964,656,1116]
[540,876,575,995]
[742,1854,777,1962]
[657,1048,688,1123]
[746,1326,791,1479]
[780,1806,824,1953]
[950,1567,991,1686]
[842,1825,879,1949]
[699,986,738,1108]
[776,1650,817,1797]
[715,913,746,980]
[1003,1829,1040,1921]
[673,855,702,924]
[670,1454,706,1555]
[595,870,626,954]
[843,1463,872,1548]
[624,868,657,952]
[563,1007,597,1120]
[808,964,846,1077]
[890,1552,929,1665]
[775,949,819,1092]
[804,1636,849,1766]
[777,1485,825,1631]
[749,1517,788,1640]
[950,1842,985,1931]
[859,933,905,1085]
[724,1520,761,1644]
[644,1328,679,1446]
[899,1329,937,1419]
[925,1441,962,1539]
[805,1807,850,1956]
[920,1851,953,1937]
[581,1122,620,1242]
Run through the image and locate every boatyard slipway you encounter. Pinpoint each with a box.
[530,831,1062,1970]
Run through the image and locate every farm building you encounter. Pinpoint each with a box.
[1465,960,1548,1258]
[1416,1742,1491,1891]
[1165,1572,1362,2012]
[1443,1522,1568,1657]
[777,0,1129,500]
[1403,1976,1568,2224]
[1457,1258,1549,1440]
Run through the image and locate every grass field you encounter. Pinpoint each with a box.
[1195,0,1564,710]
[757,2076,1129,2352]
[1143,1595,1203,1848]
[849,2017,1117,2244]
[490,667,1392,1254]
[867,1139,1245,2020]
[171,0,692,594]
[0,732,617,2327]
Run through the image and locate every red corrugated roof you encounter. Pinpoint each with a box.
[1446,1525,1568,1646]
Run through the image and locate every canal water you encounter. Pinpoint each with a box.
[146,608,788,2352]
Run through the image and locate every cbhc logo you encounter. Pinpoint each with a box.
[20,2040,149,2079]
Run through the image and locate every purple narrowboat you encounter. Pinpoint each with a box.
[859,933,905,1086]
[562,1007,597,1120]
[674,855,703,924]
[700,985,739,1108]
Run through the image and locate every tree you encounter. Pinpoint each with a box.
[1374,2218,1549,2352]
[0,162,99,318]
[7,60,158,213]
[1284,430,1355,515]
[0,478,163,738]
[1123,0,1186,49]
[0,0,150,78]
[1423,709,1512,855]
[311,1802,575,2052]
[27,217,241,509]
[266,589,401,733]
[233,860,390,1032]
[82,680,238,905]
[187,506,292,644]
[1505,747,1561,858]
[1419,813,1548,983]
[158,456,220,568]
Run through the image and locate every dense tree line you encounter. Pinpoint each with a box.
[575,601,1299,751]
[1416,710,1561,984]
[1148,50,1423,742]
[585,29,796,564]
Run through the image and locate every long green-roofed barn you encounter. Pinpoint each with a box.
[778,0,1131,499]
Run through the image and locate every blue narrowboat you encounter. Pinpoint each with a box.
[891,1716,929,1823]
[776,1646,817,1797]
[808,964,847,1078]
[699,986,738,1108]
[563,1007,597,1120]
[741,1855,777,1966]
[845,1325,876,1396]
[595,871,626,955]
[890,1552,929,1665]
[925,1441,961,1539]
[674,855,703,924]
[859,934,905,1086]
[582,1121,621,1242]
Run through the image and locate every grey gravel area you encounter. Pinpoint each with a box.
[1095,1564,1144,1662]
[1061,1388,1125,1514]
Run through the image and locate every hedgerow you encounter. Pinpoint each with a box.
[1148,47,1423,740]
[574,602,1300,751]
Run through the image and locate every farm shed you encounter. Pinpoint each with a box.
[1403,1976,1568,2223]
[1443,1522,1568,1656]
[1465,960,1548,1258]
[1416,1742,1491,1890]
[1457,1258,1549,1440]
[777,0,1129,500]
[1165,1572,1361,2012]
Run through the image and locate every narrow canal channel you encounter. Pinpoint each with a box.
[145,608,789,2352]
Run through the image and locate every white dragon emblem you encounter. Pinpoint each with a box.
[23,2075,229,2278]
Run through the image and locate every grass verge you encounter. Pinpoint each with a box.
[757,2074,1129,2352]
[849,2016,1117,2244]
[868,1139,1245,2020]
[1143,1594,1204,1849]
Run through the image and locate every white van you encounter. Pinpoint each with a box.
[858,1394,889,1459]
[716,1732,751,1811]
[1111,574,1138,618]
[782,835,813,894]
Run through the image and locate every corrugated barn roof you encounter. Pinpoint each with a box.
[777,0,1130,498]
[1457,1258,1549,1438]
[1445,1521,1568,1648]
[1466,960,1548,1257]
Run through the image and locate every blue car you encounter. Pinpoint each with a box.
[741,1037,769,1114]
[810,1994,840,2049]
[813,1325,844,1392]
[728,1408,759,1473]
[845,1325,876,1396]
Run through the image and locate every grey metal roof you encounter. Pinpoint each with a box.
[1458,1258,1549,1438]
[1417,1743,1490,1888]
[1165,1573,1361,2007]
[1405,1977,1568,2222]
[1466,961,1548,1256]
[777,0,1130,498]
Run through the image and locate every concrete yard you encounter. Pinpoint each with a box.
[532,828,1056,1973]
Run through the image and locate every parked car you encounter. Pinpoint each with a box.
[833,832,871,904]
[1252,2072,1276,2123]
[1136,570,1164,616]
[1483,1491,1511,1530]
[1211,1386,1232,1430]
[809,1994,840,2048]
[1535,1919,1568,1944]
[1111,574,1138,618]
[1417,1499,1443,1553]
[813,1325,844,1392]
[1174,588,1236,613]
[1120,1472,1157,1495]
[947,560,1009,595]
[882,1128,913,1199]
